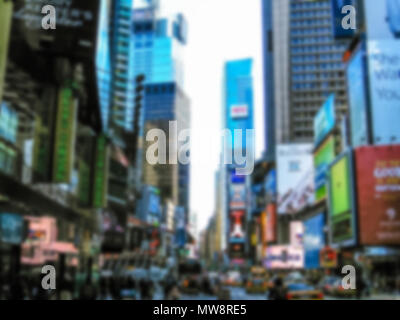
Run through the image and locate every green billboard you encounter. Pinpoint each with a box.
[314,136,336,201]
[53,87,77,183]
[0,0,12,102]
[92,134,109,208]
[328,151,356,246]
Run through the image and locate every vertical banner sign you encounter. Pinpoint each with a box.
[0,0,13,102]
[92,134,109,208]
[53,87,77,183]
[328,152,356,246]
[314,136,336,201]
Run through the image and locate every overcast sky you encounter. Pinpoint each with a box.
[159,0,265,233]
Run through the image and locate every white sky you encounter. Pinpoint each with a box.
[159,0,265,233]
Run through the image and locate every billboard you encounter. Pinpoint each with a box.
[277,144,314,214]
[347,41,369,147]
[266,204,277,243]
[264,246,304,270]
[0,0,13,102]
[229,184,246,209]
[0,213,23,245]
[367,40,400,145]
[355,145,400,245]
[92,134,109,208]
[265,169,276,202]
[290,221,304,246]
[53,87,77,183]
[229,210,246,243]
[229,243,245,264]
[330,0,356,38]
[0,102,19,144]
[314,94,335,148]
[314,135,336,201]
[304,214,325,269]
[11,0,101,60]
[327,151,357,246]
[364,0,400,145]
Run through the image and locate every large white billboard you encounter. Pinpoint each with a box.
[264,245,304,270]
[276,144,315,214]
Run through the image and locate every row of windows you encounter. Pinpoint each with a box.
[291,9,331,19]
[291,44,347,53]
[292,82,345,91]
[291,0,329,9]
[292,70,344,80]
[292,62,344,71]
[291,18,331,27]
[291,36,334,45]
[291,27,331,35]
[291,52,343,63]
[292,91,346,100]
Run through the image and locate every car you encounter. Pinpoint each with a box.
[319,276,357,298]
[285,282,324,300]
[224,271,243,287]
[246,277,269,294]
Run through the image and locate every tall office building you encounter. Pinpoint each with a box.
[109,0,136,133]
[269,0,350,144]
[134,10,190,214]
[223,58,254,264]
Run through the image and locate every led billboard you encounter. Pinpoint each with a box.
[11,0,101,60]
[53,87,77,183]
[264,246,304,270]
[229,184,246,209]
[92,134,109,209]
[355,145,400,245]
[314,135,336,201]
[314,94,335,148]
[328,151,357,246]
[229,210,246,243]
[304,214,325,269]
[346,41,369,147]
[277,144,314,214]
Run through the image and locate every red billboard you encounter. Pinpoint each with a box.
[355,146,400,245]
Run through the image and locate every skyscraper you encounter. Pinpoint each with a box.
[223,58,254,265]
[269,0,350,144]
[109,0,136,133]
[134,9,190,214]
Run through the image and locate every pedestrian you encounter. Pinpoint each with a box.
[268,277,287,300]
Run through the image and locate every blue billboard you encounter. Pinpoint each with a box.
[365,0,400,40]
[0,213,23,245]
[265,169,276,200]
[347,42,369,147]
[330,0,356,38]
[314,94,335,148]
[304,213,325,269]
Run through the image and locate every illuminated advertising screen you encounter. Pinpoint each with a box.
[0,0,13,101]
[367,40,400,145]
[265,169,276,202]
[290,221,304,246]
[264,246,304,270]
[229,184,246,209]
[328,151,356,246]
[277,144,314,214]
[229,210,246,243]
[53,87,77,183]
[229,243,245,264]
[0,102,19,144]
[314,94,335,148]
[314,135,336,201]
[92,134,109,208]
[355,145,400,245]
[0,213,23,245]
[347,41,369,147]
[11,0,101,60]
[330,0,356,38]
[304,214,325,269]
[266,204,277,243]
[364,0,400,145]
